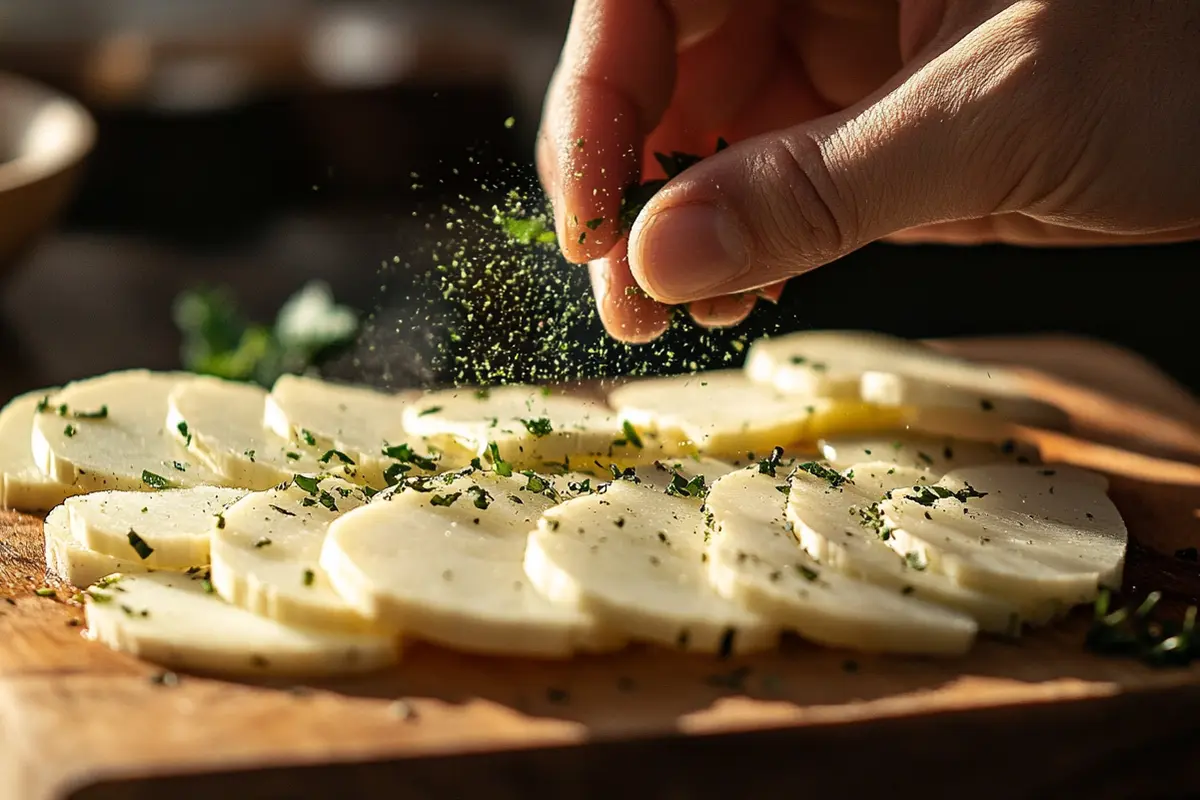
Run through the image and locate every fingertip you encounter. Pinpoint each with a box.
[589,248,672,344]
[688,293,757,328]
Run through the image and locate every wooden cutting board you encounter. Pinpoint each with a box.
[3,335,1200,800]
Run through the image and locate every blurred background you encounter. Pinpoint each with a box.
[0,0,1196,399]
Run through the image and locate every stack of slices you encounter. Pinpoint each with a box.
[0,331,1124,677]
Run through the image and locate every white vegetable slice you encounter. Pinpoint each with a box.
[787,462,1021,634]
[525,480,778,655]
[322,471,621,657]
[608,370,905,456]
[818,434,1040,474]
[263,374,417,486]
[403,385,655,469]
[0,390,81,511]
[704,467,977,655]
[31,370,228,492]
[83,572,399,677]
[745,330,916,398]
[66,487,245,570]
[168,377,358,491]
[43,506,150,587]
[210,476,383,634]
[860,369,1069,430]
[745,330,1067,428]
[881,464,1127,615]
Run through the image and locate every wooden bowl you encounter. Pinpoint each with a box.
[0,72,96,276]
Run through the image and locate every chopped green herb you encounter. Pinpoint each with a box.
[302,569,315,587]
[73,405,108,419]
[319,449,356,465]
[485,442,513,477]
[63,424,76,438]
[292,474,320,495]
[286,451,301,461]
[34,587,56,598]
[383,463,409,486]
[214,513,226,530]
[666,471,708,500]
[269,504,296,517]
[756,446,785,477]
[520,417,554,437]
[127,530,154,560]
[141,470,171,490]
[176,420,192,446]
[430,492,462,507]
[255,537,272,548]
[35,396,51,413]
[795,461,850,489]
[619,420,643,449]
[585,217,604,231]
[466,484,493,510]
[417,406,443,417]
[300,429,317,446]
[382,443,438,471]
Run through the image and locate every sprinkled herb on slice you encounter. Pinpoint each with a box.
[485,442,513,477]
[34,587,56,598]
[417,406,443,417]
[127,530,154,560]
[430,492,462,507]
[214,513,226,530]
[795,461,849,489]
[585,217,604,231]
[466,484,493,510]
[254,537,272,548]
[63,424,77,438]
[299,428,317,446]
[73,405,108,419]
[286,452,301,461]
[176,420,192,446]
[383,463,409,486]
[141,470,171,490]
[756,446,785,477]
[317,491,338,512]
[35,396,51,413]
[269,504,297,517]
[292,474,320,495]
[520,417,554,437]
[302,569,315,587]
[382,443,438,471]
[666,471,708,500]
[319,449,356,465]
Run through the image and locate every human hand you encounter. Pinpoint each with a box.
[536,0,1200,343]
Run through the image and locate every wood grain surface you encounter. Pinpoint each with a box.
[3,336,1200,800]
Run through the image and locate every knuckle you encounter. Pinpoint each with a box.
[751,134,856,269]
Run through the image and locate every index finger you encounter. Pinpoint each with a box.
[536,0,677,264]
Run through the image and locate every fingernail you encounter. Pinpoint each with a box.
[634,204,749,302]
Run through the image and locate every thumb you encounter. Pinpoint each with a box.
[628,12,1048,304]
